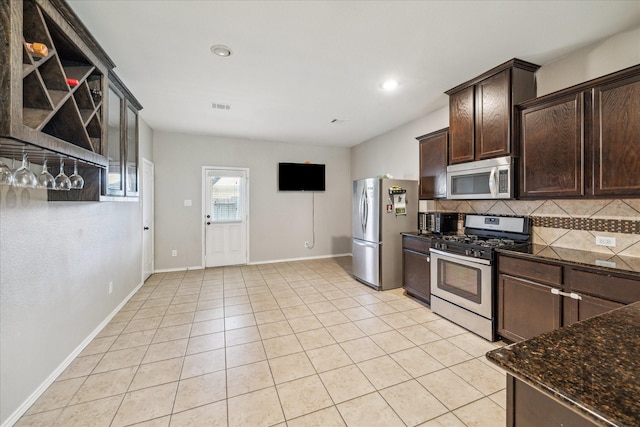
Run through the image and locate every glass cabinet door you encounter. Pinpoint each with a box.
[106,86,124,196]
[125,104,138,196]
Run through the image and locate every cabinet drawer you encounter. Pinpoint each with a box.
[402,236,431,254]
[566,268,640,304]
[498,255,562,286]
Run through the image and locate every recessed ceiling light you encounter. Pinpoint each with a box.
[210,45,232,57]
[381,80,399,91]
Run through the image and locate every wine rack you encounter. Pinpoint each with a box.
[21,0,104,155]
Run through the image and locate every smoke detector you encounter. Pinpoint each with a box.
[210,45,232,57]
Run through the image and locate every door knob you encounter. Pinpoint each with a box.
[143,226,149,230]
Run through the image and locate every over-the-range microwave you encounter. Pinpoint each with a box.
[446,156,515,199]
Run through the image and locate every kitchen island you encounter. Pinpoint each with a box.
[486,301,640,426]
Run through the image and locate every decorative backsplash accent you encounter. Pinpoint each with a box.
[434,198,640,257]
[531,217,639,234]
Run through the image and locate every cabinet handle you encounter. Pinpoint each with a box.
[550,288,582,300]
[426,256,430,263]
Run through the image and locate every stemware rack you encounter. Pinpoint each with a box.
[1,0,139,201]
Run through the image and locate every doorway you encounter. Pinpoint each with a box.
[142,159,154,280]
[203,167,249,267]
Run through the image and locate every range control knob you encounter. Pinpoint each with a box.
[465,249,472,256]
[473,250,483,258]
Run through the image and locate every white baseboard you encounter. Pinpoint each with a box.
[152,254,352,272]
[152,265,204,273]
[1,280,145,427]
[249,253,352,265]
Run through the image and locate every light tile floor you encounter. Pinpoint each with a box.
[16,257,507,427]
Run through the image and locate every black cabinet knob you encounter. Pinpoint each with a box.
[143,226,149,230]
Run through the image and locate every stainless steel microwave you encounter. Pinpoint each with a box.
[446,156,515,199]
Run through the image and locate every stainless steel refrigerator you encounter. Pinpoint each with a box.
[352,178,418,291]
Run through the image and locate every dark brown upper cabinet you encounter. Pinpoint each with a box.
[1,0,112,168]
[518,64,640,199]
[416,128,448,199]
[446,59,539,164]
[592,70,640,196]
[1,0,141,201]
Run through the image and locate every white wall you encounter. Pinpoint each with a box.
[350,106,448,181]
[537,26,640,96]
[0,118,152,425]
[350,27,640,181]
[153,131,352,270]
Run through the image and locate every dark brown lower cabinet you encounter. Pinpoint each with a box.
[497,253,640,342]
[563,294,623,326]
[498,274,561,342]
[402,235,431,304]
[507,375,599,427]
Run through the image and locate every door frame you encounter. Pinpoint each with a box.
[142,158,154,280]
[201,166,250,268]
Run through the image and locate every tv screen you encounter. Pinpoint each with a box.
[278,162,326,191]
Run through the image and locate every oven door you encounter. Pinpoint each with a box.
[430,248,493,318]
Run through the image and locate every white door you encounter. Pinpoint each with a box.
[142,159,154,280]
[203,168,248,267]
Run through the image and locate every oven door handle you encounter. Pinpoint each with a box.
[429,248,491,266]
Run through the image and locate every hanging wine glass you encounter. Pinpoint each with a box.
[0,147,13,186]
[69,160,84,190]
[13,151,37,188]
[37,159,56,189]
[54,159,71,191]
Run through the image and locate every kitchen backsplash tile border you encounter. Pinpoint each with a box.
[531,217,639,234]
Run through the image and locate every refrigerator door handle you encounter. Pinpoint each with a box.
[360,187,368,234]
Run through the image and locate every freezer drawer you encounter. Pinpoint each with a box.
[352,239,380,289]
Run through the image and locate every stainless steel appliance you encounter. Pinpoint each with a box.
[430,214,530,341]
[418,212,458,234]
[446,156,515,199]
[352,178,418,291]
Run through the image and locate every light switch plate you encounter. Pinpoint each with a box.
[184,200,192,207]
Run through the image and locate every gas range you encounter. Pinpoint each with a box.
[430,214,531,261]
[429,214,531,341]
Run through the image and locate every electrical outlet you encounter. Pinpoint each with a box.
[172,250,178,256]
[595,236,616,247]
[108,281,113,295]
[304,242,310,248]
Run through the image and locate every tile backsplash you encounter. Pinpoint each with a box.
[434,199,640,258]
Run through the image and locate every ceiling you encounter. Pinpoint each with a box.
[67,1,640,148]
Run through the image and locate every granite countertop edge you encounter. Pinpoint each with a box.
[486,301,640,427]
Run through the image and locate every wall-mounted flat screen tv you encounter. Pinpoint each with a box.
[278,162,326,191]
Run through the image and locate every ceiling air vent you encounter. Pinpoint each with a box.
[211,103,231,111]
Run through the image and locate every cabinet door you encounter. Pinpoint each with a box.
[519,93,584,198]
[563,294,623,327]
[106,86,125,196]
[476,69,511,160]
[448,86,475,164]
[418,129,448,199]
[592,74,640,196]
[402,249,431,304]
[498,274,561,342]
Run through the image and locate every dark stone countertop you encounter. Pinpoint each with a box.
[486,301,640,426]
[497,244,640,277]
